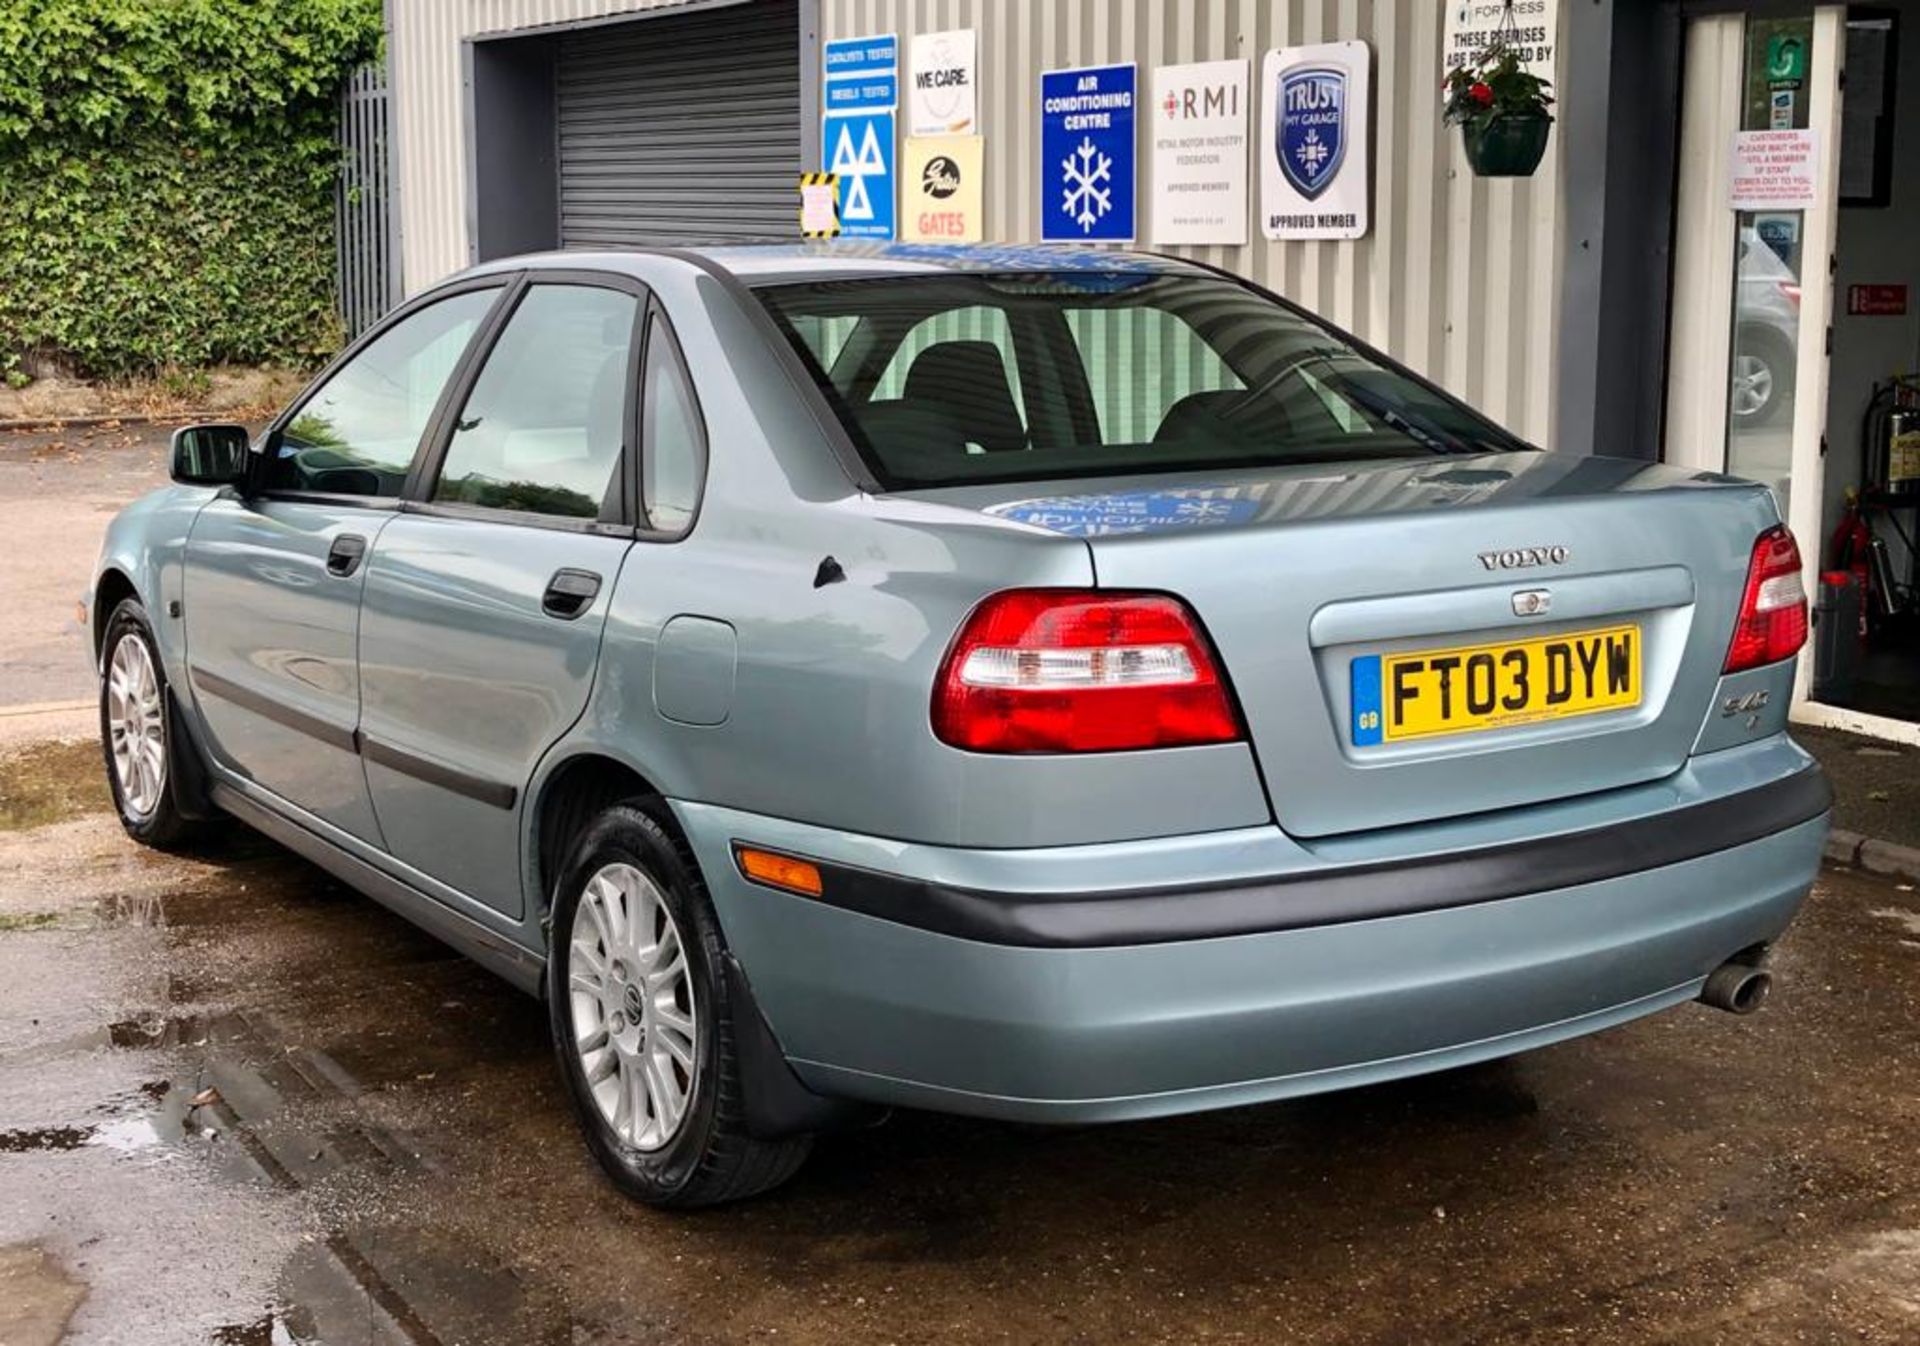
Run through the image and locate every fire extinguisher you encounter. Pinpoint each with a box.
[1865,375,1920,497]
[1829,490,1873,639]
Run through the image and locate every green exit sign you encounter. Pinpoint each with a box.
[1767,33,1808,83]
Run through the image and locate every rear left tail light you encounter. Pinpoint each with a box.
[932,589,1244,753]
[1723,525,1809,673]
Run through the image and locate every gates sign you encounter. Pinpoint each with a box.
[1259,41,1371,240]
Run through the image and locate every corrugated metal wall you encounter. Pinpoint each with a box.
[818,0,1564,440]
[391,0,1564,441]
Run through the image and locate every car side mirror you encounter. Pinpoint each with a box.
[169,424,252,488]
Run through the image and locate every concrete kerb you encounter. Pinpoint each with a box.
[1824,828,1920,885]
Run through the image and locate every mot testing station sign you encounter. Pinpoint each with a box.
[909,29,977,136]
[1260,41,1371,240]
[1728,128,1819,211]
[823,34,897,239]
[1150,59,1249,246]
[1040,63,1137,243]
[902,136,983,242]
[1441,1,1557,84]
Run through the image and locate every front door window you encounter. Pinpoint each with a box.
[266,287,501,498]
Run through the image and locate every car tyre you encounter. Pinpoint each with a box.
[98,597,202,851]
[548,802,812,1208]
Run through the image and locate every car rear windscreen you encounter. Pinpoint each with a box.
[754,270,1531,489]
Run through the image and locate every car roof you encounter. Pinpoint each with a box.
[481,242,1212,289]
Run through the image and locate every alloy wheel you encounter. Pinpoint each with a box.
[106,633,167,819]
[1731,354,1774,420]
[567,862,699,1152]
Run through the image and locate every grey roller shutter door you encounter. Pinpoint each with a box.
[556,0,800,247]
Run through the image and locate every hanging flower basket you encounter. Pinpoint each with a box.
[1462,113,1553,177]
[1443,24,1555,179]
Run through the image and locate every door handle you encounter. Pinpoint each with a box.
[326,533,368,578]
[542,568,602,620]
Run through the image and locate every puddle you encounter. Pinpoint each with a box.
[0,1082,192,1157]
[0,1112,169,1158]
[94,892,168,927]
[211,1309,310,1345]
[0,1124,90,1153]
[106,1013,207,1049]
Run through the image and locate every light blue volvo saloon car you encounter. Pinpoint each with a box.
[90,244,1830,1206]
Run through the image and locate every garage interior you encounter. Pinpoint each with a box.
[465,0,805,262]
[1812,4,1920,724]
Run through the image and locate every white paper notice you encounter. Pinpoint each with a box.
[800,179,839,235]
[1729,129,1820,211]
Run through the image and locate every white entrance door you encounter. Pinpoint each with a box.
[1663,7,1846,705]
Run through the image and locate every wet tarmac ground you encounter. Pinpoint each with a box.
[2,746,1919,1344]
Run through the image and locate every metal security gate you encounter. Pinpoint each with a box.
[556,0,801,246]
[336,62,396,338]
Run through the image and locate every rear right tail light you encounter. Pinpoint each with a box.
[1723,525,1809,673]
[931,589,1243,753]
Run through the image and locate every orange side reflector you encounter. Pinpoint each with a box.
[735,847,824,897]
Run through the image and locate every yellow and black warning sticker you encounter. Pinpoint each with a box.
[799,172,840,238]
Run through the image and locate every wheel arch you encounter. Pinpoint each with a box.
[531,751,692,927]
[92,567,139,664]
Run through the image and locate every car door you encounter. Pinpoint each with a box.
[182,280,507,843]
[355,274,648,918]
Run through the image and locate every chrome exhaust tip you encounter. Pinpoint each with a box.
[1700,959,1773,1015]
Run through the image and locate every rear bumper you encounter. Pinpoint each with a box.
[674,738,1828,1124]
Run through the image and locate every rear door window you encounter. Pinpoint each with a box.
[431,284,641,520]
[267,287,501,497]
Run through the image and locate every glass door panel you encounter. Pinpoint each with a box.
[1726,15,1815,515]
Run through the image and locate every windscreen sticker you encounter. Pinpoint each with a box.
[1350,654,1384,746]
[986,490,1259,535]
[876,242,1164,275]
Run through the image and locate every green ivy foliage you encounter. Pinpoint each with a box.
[0,0,383,380]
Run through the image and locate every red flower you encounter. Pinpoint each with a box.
[1469,82,1495,106]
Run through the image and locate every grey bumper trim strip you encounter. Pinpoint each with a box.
[768,766,1832,949]
[360,735,517,811]
[189,666,517,811]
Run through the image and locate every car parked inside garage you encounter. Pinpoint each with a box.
[91,243,1829,1206]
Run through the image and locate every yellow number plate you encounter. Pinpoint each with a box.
[1350,625,1642,744]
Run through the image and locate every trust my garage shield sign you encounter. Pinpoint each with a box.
[1260,40,1370,240]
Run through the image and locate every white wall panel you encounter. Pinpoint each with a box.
[820,0,1564,440]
